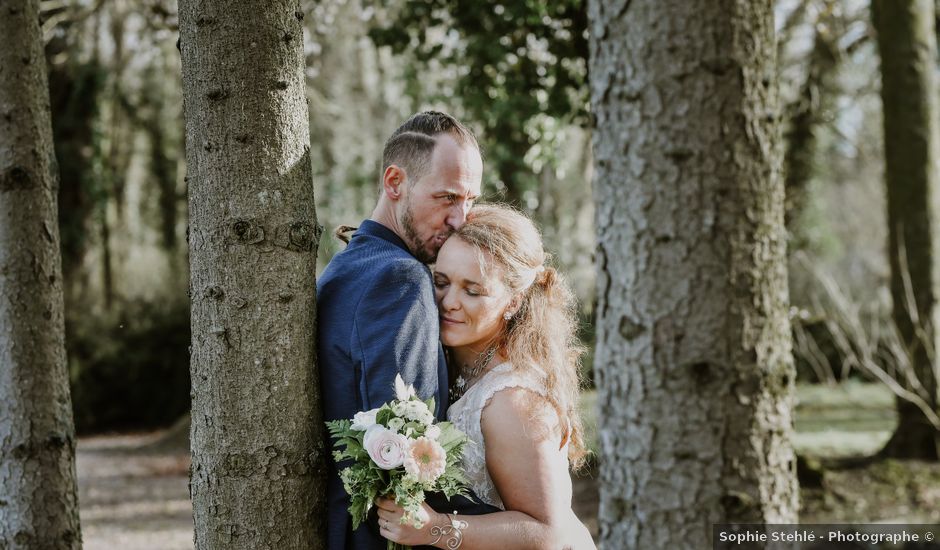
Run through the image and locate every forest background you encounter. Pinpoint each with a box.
[50,0,883,435]
[6,0,940,547]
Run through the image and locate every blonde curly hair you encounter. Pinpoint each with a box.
[452,204,589,468]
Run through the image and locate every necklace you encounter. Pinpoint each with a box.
[449,345,498,403]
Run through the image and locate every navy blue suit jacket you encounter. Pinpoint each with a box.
[317,220,496,550]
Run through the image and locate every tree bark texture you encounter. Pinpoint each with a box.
[0,0,83,548]
[589,0,798,547]
[179,1,327,548]
[874,0,940,460]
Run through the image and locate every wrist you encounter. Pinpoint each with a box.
[428,512,468,549]
[426,512,449,548]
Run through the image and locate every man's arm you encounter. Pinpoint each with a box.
[351,258,442,413]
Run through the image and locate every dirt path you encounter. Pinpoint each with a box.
[77,433,193,550]
[77,430,940,547]
[77,432,600,548]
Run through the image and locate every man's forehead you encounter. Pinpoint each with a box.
[432,134,482,169]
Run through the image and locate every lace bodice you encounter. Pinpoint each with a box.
[446,362,555,509]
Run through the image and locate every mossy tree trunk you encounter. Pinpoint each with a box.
[179,1,328,547]
[874,0,940,461]
[589,0,798,547]
[0,0,83,547]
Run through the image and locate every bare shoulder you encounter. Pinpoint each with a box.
[480,385,562,449]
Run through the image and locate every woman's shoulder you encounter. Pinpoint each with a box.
[478,365,561,440]
[483,361,547,386]
[470,362,547,404]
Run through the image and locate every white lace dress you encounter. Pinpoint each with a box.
[447,362,564,510]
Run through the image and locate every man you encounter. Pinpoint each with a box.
[317,111,495,550]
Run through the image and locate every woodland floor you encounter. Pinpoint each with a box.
[77,382,940,549]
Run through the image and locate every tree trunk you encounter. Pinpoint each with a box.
[147,107,180,252]
[783,14,840,243]
[99,203,114,310]
[874,0,940,460]
[0,0,83,548]
[49,60,105,309]
[588,0,798,547]
[179,1,327,548]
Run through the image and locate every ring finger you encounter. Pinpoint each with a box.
[377,510,398,529]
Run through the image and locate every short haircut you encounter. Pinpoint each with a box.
[381,111,481,185]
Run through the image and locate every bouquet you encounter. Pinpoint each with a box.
[326,375,471,550]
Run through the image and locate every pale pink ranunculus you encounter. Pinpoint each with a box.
[404,436,447,483]
[363,425,410,470]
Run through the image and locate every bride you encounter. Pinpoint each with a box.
[375,204,596,549]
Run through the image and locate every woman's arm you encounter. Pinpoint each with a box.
[376,387,594,549]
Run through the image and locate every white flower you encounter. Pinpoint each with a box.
[388,417,405,433]
[351,407,380,431]
[392,400,434,426]
[424,425,441,440]
[395,374,417,401]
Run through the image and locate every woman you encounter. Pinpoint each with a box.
[376,205,596,549]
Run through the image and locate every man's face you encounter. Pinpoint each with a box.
[398,135,483,263]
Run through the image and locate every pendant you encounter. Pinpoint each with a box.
[450,376,467,402]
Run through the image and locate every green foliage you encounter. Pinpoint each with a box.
[368,0,588,205]
[68,298,190,434]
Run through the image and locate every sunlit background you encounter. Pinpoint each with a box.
[28,0,939,547]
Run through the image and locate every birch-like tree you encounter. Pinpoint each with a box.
[589,0,798,547]
[0,0,82,547]
[179,1,327,547]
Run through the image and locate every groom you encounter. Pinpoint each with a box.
[317,111,496,550]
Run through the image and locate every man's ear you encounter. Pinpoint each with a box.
[383,165,407,201]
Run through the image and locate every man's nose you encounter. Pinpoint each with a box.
[446,201,470,229]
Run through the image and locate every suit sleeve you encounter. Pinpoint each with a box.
[351,259,442,412]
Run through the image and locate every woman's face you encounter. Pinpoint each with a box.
[433,237,513,349]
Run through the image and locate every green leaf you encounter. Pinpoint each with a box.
[376,407,394,426]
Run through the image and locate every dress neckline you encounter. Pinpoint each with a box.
[451,361,511,407]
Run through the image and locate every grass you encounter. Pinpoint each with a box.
[579,380,896,459]
[793,380,895,458]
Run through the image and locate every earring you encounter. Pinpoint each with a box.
[503,311,512,320]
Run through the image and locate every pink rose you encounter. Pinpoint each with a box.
[363,425,410,470]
